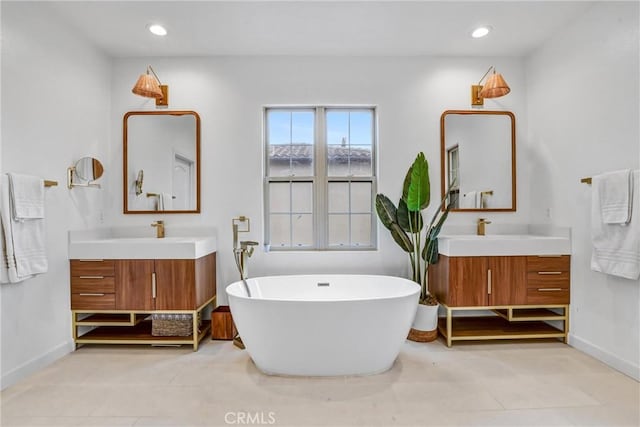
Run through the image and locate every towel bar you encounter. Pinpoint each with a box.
[146,192,176,199]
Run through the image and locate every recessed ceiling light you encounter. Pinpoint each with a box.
[148,24,167,36]
[471,26,491,38]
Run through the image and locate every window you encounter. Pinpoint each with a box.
[264,106,377,250]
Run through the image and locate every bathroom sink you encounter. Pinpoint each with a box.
[437,234,570,257]
[68,228,217,259]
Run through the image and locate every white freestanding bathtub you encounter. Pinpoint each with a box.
[226,275,420,376]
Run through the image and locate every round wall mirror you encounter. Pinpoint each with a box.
[75,157,104,182]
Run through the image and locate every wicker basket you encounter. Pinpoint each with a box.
[407,327,438,342]
[151,313,193,337]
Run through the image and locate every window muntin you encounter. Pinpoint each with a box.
[267,109,315,177]
[327,181,373,248]
[267,181,314,248]
[326,110,373,177]
[265,106,376,250]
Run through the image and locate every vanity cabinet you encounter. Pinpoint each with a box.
[70,260,116,310]
[437,256,528,307]
[429,254,570,346]
[113,257,215,311]
[114,260,154,310]
[70,253,216,351]
[526,256,570,304]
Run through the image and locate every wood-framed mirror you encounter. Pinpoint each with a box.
[440,110,516,212]
[123,111,201,214]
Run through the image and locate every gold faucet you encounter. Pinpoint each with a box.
[151,220,165,238]
[477,218,491,236]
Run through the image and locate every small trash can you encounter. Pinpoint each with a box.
[211,306,237,340]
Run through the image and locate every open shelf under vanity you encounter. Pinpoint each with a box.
[438,304,569,347]
[73,309,213,350]
[75,317,211,348]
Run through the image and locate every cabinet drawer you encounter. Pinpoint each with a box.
[71,260,115,277]
[71,293,115,310]
[71,276,115,294]
[527,255,570,272]
[526,288,570,305]
[527,271,570,287]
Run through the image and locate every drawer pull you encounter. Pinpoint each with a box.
[152,272,157,299]
[537,288,562,292]
[78,259,104,262]
[537,255,562,258]
[487,269,492,295]
[78,293,105,297]
[537,271,562,275]
[79,275,105,279]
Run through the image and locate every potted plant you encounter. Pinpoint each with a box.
[376,152,455,342]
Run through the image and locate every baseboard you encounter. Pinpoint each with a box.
[569,333,640,381]
[0,340,75,390]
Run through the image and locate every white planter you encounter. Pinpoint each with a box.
[412,303,439,332]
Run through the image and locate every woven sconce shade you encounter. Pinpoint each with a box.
[479,72,510,98]
[132,72,163,99]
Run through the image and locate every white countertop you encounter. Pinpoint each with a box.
[68,227,217,260]
[437,233,571,257]
[435,224,571,257]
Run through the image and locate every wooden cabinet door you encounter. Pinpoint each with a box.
[154,259,196,310]
[115,260,154,310]
[195,253,216,307]
[489,256,527,306]
[449,256,488,306]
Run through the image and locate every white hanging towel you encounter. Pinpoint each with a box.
[0,174,48,283]
[461,191,479,209]
[591,170,640,280]
[597,169,633,224]
[0,177,9,283]
[160,192,173,211]
[8,172,44,219]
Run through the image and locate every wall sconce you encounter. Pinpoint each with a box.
[135,170,144,195]
[132,65,169,107]
[471,66,510,106]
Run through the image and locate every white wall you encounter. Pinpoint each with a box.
[526,2,640,380]
[0,2,111,388]
[108,57,528,305]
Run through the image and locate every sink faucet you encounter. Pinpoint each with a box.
[151,220,165,238]
[477,218,491,236]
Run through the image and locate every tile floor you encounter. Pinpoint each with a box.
[1,338,638,426]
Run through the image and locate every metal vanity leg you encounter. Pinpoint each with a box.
[71,312,78,350]
[192,310,199,351]
[446,306,453,348]
[564,305,570,344]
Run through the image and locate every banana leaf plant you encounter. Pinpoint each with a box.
[376,152,457,304]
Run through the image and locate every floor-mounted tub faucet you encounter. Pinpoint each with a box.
[232,216,255,278]
[232,216,258,284]
[231,216,258,350]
